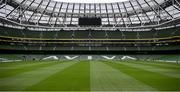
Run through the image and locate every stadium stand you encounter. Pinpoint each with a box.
[0,0,179,54]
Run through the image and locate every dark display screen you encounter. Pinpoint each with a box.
[78,17,102,26]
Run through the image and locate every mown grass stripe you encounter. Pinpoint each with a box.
[0,61,55,71]
[0,61,43,67]
[106,61,180,91]
[152,61,180,67]
[131,61,180,70]
[25,61,90,91]
[0,61,61,78]
[122,61,180,79]
[0,62,43,71]
[91,61,155,91]
[0,61,76,91]
[0,61,50,75]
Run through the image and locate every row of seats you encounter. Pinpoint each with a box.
[0,26,180,39]
[0,44,179,51]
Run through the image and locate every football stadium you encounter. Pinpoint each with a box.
[0,0,180,91]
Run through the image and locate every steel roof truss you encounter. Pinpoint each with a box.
[28,0,43,22]
[6,0,27,18]
[38,0,51,24]
[48,2,57,26]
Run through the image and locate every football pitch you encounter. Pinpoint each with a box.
[0,60,180,91]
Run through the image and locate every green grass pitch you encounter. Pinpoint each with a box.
[0,60,180,91]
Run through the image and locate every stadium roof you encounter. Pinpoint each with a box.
[0,0,180,30]
[52,0,129,3]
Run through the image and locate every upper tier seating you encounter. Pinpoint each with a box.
[0,26,180,39]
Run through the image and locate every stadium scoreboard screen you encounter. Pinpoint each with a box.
[78,17,102,26]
